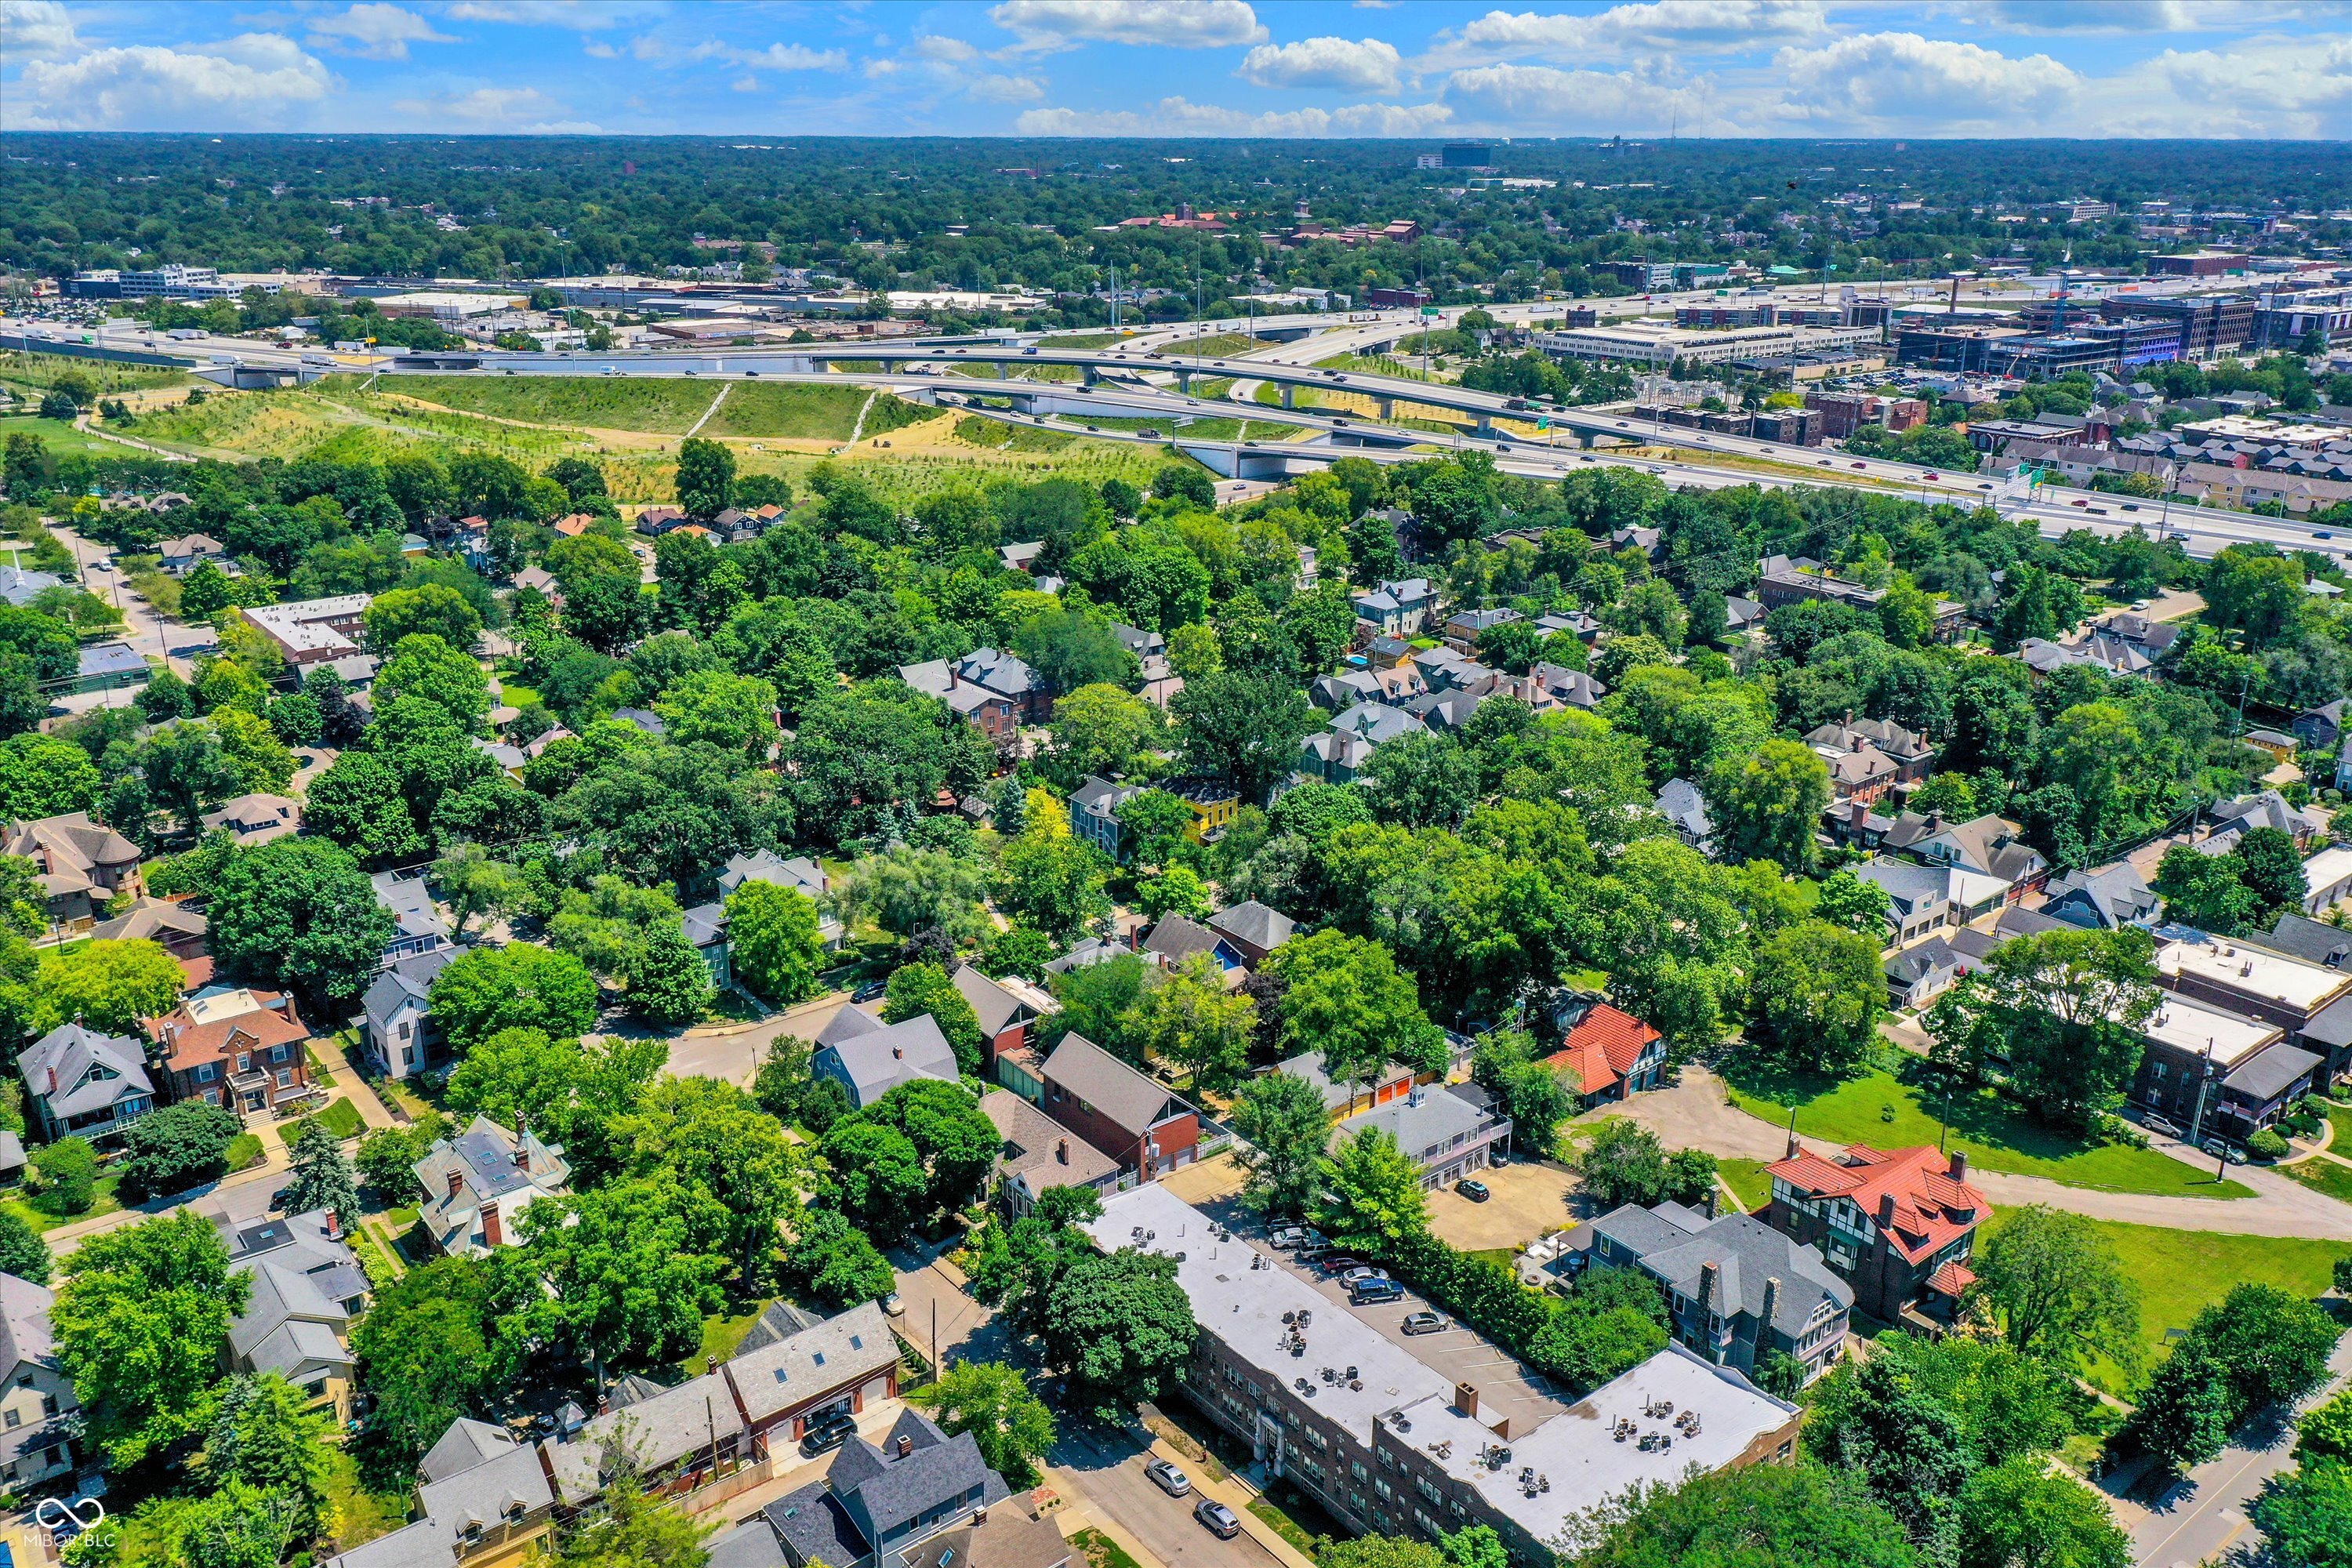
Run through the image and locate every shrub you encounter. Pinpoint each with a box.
[30,1138,96,1214]
[2249,1127,2292,1160]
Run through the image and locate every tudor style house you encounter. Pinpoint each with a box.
[1761,1143,1988,1329]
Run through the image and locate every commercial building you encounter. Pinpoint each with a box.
[372,291,528,321]
[2157,931,2352,1087]
[2097,293,2255,358]
[244,593,372,665]
[1081,1185,1802,1567]
[2150,252,2252,277]
[1802,391,1927,440]
[1536,321,1878,368]
[2122,992,2316,1146]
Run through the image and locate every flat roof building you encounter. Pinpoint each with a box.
[1081,1185,1800,1563]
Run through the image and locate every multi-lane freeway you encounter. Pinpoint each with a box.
[6,273,2343,565]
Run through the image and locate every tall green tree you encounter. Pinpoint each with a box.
[282,1118,358,1220]
[1313,1126,1429,1259]
[1749,919,1886,1075]
[53,1210,245,1468]
[1968,1206,2141,1378]
[1705,737,1831,872]
[1034,1247,1196,1419]
[207,837,397,1014]
[429,942,601,1056]
[1566,1459,1918,1568]
[906,1360,1056,1486]
[673,436,738,521]
[724,880,825,1007]
[884,961,985,1075]
[1232,1069,1330,1221]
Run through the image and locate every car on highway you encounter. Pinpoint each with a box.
[1087,425,1100,432]
[1147,1459,1192,1497]
[1849,461,1866,469]
[2321,532,2336,539]
[1195,1500,1242,1539]
[1922,471,1939,481]
[1243,440,1260,447]
[1818,459,1834,466]
[1138,428,1160,438]
[1402,1311,1449,1336]
[2071,499,2089,507]
[1350,1279,1404,1306]
[1646,466,1666,474]
[1023,347,1039,356]
[1978,482,1993,490]
[1454,1178,1490,1202]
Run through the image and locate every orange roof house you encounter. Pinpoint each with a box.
[1759,1142,1989,1325]
[1540,999,1666,1105]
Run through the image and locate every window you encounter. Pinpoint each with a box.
[235,1053,251,1073]
[2,1410,16,1429]
[270,1045,288,1064]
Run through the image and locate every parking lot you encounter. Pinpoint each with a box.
[1422,1160,1580,1254]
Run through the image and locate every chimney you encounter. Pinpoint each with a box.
[481,1204,503,1249]
[448,1169,465,1200]
[1878,1192,1898,1243]
[1947,1150,1968,1184]
[325,1210,342,1240]
[1056,1138,1069,1165]
[45,1066,56,1095]
[1849,800,1867,829]
[1454,1381,1479,1418]
[893,1047,904,1060]
[1697,1261,1720,1318]
[1702,1185,1718,1219]
[1759,1277,1781,1340]
[898,1435,913,1459]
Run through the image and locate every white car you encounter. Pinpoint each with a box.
[1146,1458,1192,1497]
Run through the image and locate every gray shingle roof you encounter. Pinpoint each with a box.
[1139,915,1229,967]
[813,1013,960,1107]
[419,1418,517,1483]
[321,1520,459,1568]
[2256,913,2352,968]
[550,1370,745,1503]
[418,1441,555,1530]
[2223,1042,2323,1102]
[764,1483,869,1568]
[20,1022,152,1120]
[1039,1034,1191,1138]
[953,966,1026,1037]
[707,1519,790,1568]
[1329,1088,1497,1168]
[724,1301,896,1427]
[1208,900,1294,953]
[362,948,458,1036]
[1621,1211,1852,1338]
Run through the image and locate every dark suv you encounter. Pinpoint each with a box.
[800,1414,858,1456]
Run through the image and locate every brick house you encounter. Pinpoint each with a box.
[142,985,316,1116]
[1036,1033,1200,1182]
[1760,1143,1988,1328]
[952,964,1058,1069]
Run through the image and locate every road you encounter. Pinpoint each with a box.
[2129,1329,2352,1566]
[1050,1424,1284,1568]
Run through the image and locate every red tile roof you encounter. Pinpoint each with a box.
[1539,1002,1661,1095]
[1763,1143,1989,1265]
[1925,1261,1977,1298]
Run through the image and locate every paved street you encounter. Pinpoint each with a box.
[2128,1330,2352,1566]
[1049,1425,1283,1568]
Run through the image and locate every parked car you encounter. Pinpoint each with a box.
[1317,1254,1364,1276]
[800,1415,858,1456]
[1147,1459,1192,1497]
[1350,1279,1404,1306]
[1342,1266,1390,1286]
[882,1293,906,1317]
[1454,1178,1490,1202]
[1195,1500,1242,1539]
[852,978,889,1003]
[1270,1226,1307,1250]
[2201,1138,2249,1166]
[1402,1311,1449,1336]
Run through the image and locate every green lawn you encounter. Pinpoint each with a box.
[495,681,541,709]
[691,1301,771,1373]
[2,1170,125,1233]
[1719,1157,1777,1213]
[226,1132,265,1172]
[0,413,119,458]
[1073,1529,1145,1568]
[2283,1155,2352,1207]
[1248,1499,1321,1559]
[2328,1100,2352,1149]
[1985,1210,2352,1396]
[280,1097,365,1145]
[1721,1060,2253,1200]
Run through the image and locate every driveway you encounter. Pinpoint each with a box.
[1599,1069,2352,1240]
[1050,1424,1284,1568]
[1424,1161,1577,1253]
[663,991,854,1087]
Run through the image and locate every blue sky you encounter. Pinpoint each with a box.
[3,1,2347,138]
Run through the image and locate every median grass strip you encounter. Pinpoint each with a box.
[1721,1061,2253,1199]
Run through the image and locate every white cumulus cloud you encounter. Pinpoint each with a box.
[1016,93,1447,135]
[5,32,336,130]
[394,83,573,123]
[970,72,1048,101]
[0,0,78,56]
[1431,0,1826,65]
[913,34,979,60]
[1766,31,2079,130]
[1441,61,1705,132]
[443,0,662,26]
[735,42,849,70]
[989,0,1267,53]
[304,3,453,60]
[1239,36,1403,93]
